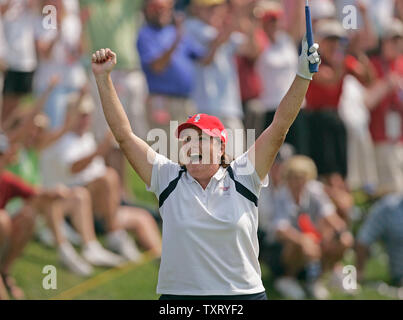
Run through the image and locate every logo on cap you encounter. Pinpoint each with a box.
[194,114,201,123]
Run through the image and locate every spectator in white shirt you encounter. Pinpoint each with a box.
[0,0,38,126]
[41,95,162,260]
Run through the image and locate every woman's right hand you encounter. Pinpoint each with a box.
[91,48,117,77]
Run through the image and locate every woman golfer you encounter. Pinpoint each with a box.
[91,37,320,300]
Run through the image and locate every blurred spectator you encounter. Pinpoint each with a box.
[258,144,295,287]
[0,0,38,126]
[258,146,290,245]
[338,2,379,191]
[368,18,403,194]
[272,156,353,299]
[0,12,6,69]
[0,142,36,299]
[1,81,125,276]
[305,19,349,179]
[0,19,6,136]
[40,96,162,260]
[185,0,252,158]
[0,132,66,299]
[235,0,267,136]
[357,194,403,287]
[5,104,126,276]
[81,0,148,198]
[82,0,148,140]
[339,73,379,191]
[256,0,308,153]
[35,0,87,129]
[0,12,7,103]
[137,0,203,157]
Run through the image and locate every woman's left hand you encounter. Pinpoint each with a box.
[297,36,321,80]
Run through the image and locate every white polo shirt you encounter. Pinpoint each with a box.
[148,151,268,296]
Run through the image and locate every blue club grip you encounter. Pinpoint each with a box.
[305,5,319,73]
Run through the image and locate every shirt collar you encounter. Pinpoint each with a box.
[185,166,227,184]
[212,166,227,181]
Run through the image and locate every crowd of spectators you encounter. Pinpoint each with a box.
[0,0,403,300]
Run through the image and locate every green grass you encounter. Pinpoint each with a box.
[12,241,160,300]
[12,241,393,300]
[8,165,399,300]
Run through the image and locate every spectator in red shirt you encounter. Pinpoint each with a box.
[305,19,348,179]
[368,18,403,194]
[0,133,36,300]
[0,133,63,300]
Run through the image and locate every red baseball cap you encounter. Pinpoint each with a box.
[176,114,227,144]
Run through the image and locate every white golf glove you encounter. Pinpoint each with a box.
[297,35,321,80]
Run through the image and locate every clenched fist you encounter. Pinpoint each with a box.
[91,48,117,76]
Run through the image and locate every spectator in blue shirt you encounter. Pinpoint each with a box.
[357,195,403,287]
[185,0,257,159]
[137,0,205,154]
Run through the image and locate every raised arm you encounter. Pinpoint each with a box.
[91,49,155,186]
[250,37,320,180]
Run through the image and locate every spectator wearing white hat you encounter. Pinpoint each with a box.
[5,108,126,276]
[40,94,162,261]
